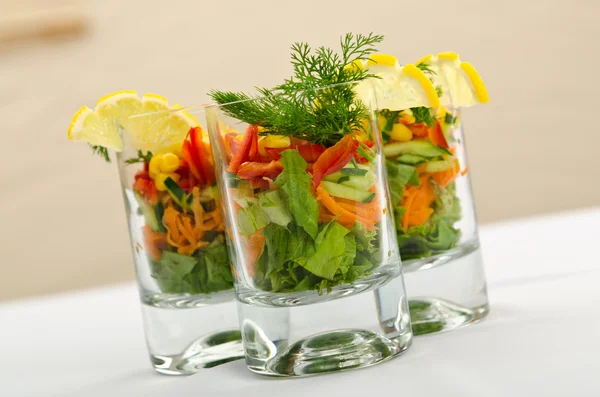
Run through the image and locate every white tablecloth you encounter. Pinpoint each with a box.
[2,208,600,397]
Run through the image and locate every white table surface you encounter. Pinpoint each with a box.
[2,207,600,397]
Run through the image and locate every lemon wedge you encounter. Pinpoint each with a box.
[68,91,199,154]
[415,52,489,108]
[353,54,440,111]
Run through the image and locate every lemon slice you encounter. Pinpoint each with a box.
[125,94,201,152]
[68,90,141,151]
[415,52,489,108]
[68,91,199,154]
[353,54,440,111]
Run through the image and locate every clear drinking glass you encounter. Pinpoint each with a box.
[117,116,243,375]
[202,83,413,377]
[377,106,489,335]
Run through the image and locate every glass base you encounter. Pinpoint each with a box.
[150,330,244,375]
[403,243,490,336]
[409,298,489,335]
[140,294,244,375]
[238,276,413,377]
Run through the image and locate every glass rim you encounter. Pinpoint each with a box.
[128,80,370,119]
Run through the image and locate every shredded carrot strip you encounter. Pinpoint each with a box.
[401,175,436,231]
[316,185,377,230]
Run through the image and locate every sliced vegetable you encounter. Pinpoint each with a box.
[430,158,460,187]
[227,125,258,173]
[181,127,215,185]
[238,160,283,181]
[383,139,450,158]
[312,134,358,186]
[397,154,427,165]
[341,168,368,176]
[135,192,159,231]
[164,177,187,208]
[425,157,456,173]
[428,121,449,149]
[322,181,376,203]
[407,123,429,138]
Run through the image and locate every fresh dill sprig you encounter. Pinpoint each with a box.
[444,112,457,125]
[411,106,436,126]
[125,149,153,165]
[416,62,435,76]
[89,145,111,163]
[209,33,384,146]
[435,85,444,97]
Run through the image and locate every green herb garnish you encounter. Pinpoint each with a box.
[410,106,436,126]
[89,144,110,163]
[125,149,153,165]
[209,33,384,146]
[444,112,457,125]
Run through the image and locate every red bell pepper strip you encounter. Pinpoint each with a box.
[312,134,358,187]
[181,127,216,186]
[227,125,259,173]
[266,148,282,161]
[133,171,158,204]
[237,160,283,181]
[408,123,429,138]
[265,143,325,163]
[296,143,326,163]
[428,121,449,149]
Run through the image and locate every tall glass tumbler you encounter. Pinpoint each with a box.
[118,111,243,375]
[203,84,413,377]
[378,106,489,335]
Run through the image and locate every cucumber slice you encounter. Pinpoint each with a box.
[383,140,450,158]
[322,181,375,203]
[323,171,342,182]
[340,175,375,191]
[397,154,427,165]
[341,168,368,176]
[337,175,351,184]
[164,177,187,208]
[425,158,456,173]
[134,192,159,231]
[323,163,370,183]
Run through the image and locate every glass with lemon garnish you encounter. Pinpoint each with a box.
[356,52,491,335]
[67,92,242,375]
[203,33,413,377]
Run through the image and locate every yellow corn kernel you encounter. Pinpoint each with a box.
[154,172,180,192]
[160,153,180,173]
[390,123,413,142]
[148,155,163,179]
[257,136,268,157]
[263,135,291,148]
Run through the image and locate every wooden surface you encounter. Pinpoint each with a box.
[0,0,598,301]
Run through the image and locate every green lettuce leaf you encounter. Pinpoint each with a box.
[299,221,352,280]
[152,251,197,293]
[275,150,319,239]
[151,242,233,294]
[351,221,377,253]
[386,160,419,205]
[258,190,292,226]
[237,201,270,236]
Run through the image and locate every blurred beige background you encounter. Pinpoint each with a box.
[1,0,598,302]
